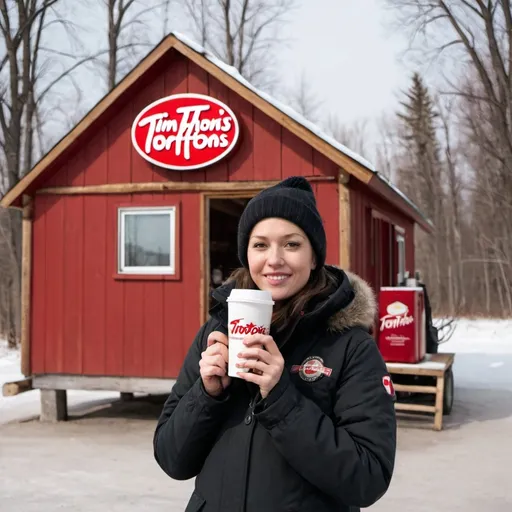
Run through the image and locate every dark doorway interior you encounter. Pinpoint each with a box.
[369,214,397,290]
[208,198,250,308]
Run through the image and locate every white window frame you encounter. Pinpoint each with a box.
[118,206,176,275]
[396,233,406,285]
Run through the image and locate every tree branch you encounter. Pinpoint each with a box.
[439,1,499,106]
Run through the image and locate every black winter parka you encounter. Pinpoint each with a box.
[154,267,397,512]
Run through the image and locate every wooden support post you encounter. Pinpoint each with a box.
[387,353,455,431]
[40,390,68,422]
[338,173,351,270]
[21,195,33,376]
[2,378,33,397]
[200,193,207,325]
[434,375,445,431]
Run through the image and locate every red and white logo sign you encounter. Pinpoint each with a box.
[131,93,239,170]
[229,318,269,337]
[382,375,395,397]
[291,356,333,382]
[379,301,414,332]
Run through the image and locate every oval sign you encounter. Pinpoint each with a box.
[131,93,240,170]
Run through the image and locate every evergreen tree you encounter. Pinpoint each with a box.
[397,73,441,221]
[396,73,447,309]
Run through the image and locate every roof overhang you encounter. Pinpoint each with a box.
[368,174,434,233]
[0,32,433,234]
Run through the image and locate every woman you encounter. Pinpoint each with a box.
[154,176,397,512]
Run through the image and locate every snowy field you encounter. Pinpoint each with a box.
[438,318,512,354]
[1,318,511,424]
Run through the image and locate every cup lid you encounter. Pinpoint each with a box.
[227,288,274,305]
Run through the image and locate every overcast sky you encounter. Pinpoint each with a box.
[47,1,427,164]
[278,0,412,125]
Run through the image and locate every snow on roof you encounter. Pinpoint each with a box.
[172,31,376,172]
[172,32,432,227]
[375,173,434,228]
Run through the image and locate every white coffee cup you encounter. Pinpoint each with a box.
[226,289,274,378]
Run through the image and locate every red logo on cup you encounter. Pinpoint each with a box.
[131,93,239,170]
[229,318,269,336]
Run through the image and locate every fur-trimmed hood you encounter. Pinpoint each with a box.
[326,269,377,332]
[211,266,377,334]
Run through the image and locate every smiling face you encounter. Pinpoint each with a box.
[247,218,316,302]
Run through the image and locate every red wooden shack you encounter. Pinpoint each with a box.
[0,33,432,420]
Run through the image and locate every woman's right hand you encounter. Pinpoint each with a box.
[199,331,231,397]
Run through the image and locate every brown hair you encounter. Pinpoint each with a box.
[227,267,337,332]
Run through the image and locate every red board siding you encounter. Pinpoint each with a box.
[163,198,185,377]
[313,151,337,177]
[30,49,417,380]
[31,197,47,374]
[253,109,282,180]
[45,194,65,374]
[315,182,339,266]
[104,197,126,376]
[281,131,313,178]
[62,198,84,374]
[106,100,133,184]
[349,180,415,289]
[131,77,164,184]
[206,76,230,182]
[122,195,144,377]
[228,92,254,181]
[178,194,201,365]
[162,51,187,183]
[82,132,109,375]
[62,152,86,374]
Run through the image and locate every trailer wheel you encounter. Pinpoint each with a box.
[443,368,454,416]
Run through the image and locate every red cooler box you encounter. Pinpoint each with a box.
[378,287,426,364]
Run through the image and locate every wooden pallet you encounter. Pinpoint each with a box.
[386,353,455,431]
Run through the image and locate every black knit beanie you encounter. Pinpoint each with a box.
[237,176,326,269]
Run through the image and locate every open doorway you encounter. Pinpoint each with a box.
[369,210,404,290]
[207,197,251,310]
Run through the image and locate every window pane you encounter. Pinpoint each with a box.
[124,213,171,267]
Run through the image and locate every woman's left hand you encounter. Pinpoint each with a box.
[236,334,285,399]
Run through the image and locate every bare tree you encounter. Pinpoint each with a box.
[103,0,174,91]
[326,116,371,162]
[387,1,512,181]
[0,0,64,346]
[374,112,401,180]
[182,0,297,90]
[437,96,466,311]
[0,0,104,346]
[385,0,512,317]
[284,71,323,124]
[395,73,452,313]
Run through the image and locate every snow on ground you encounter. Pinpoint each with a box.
[0,339,119,425]
[438,319,512,391]
[439,318,512,354]
[1,318,511,425]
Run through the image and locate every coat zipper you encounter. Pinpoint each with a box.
[240,394,258,511]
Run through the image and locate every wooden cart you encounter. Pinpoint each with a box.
[386,353,455,431]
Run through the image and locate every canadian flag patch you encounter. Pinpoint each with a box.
[382,375,396,397]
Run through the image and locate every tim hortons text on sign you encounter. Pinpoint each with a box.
[131,93,240,170]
